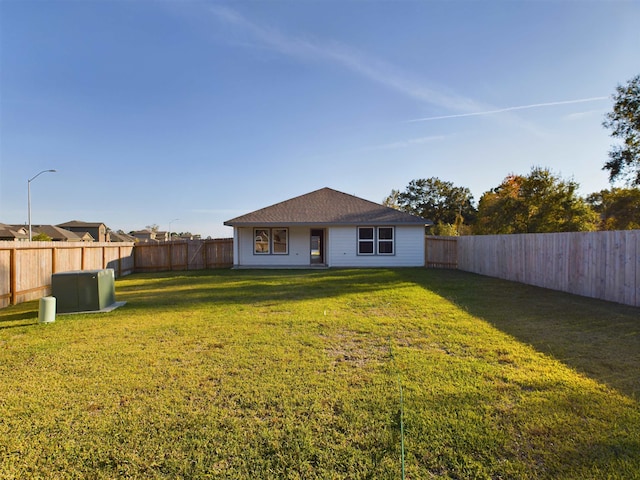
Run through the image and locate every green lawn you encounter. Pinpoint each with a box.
[0,268,638,479]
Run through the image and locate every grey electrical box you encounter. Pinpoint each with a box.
[51,269,116,313]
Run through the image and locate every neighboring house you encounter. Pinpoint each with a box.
[0,223,28,241]
[20,225,88,242]
[110,230,136,243]
[224,187,432,268]
[58,221,109,242]
[131,229,169,243]
[174,233,201,241]
[131,229,157,243]
[74,231,96,242]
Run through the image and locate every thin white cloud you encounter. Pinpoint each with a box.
[563,108,607,121]
[207,6,605,137]
[208,6,482,113]
[409,97,609,122]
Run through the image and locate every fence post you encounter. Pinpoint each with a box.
[203,240,208,269]
[10,247,17,305]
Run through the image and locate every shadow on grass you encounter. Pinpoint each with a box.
[115,268,407,309]
[0,306,38,329]
[397,268,640,399]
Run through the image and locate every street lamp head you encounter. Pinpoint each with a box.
[29,169,57,182]
[27,168,57,241]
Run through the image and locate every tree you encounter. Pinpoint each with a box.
[586,187,640,230]
[475,167,598,234]
[32,232,52,241]
[603,74,640,185]
[382,189,400,209]
[386,177,476,235]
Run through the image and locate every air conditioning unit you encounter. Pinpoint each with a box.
[51,269,116,313]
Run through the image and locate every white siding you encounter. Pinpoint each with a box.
[234,225,425,268]
[235,226,311,267]
[327,226,424,267]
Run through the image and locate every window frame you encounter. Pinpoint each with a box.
[254,228,270,255]
[272,228,289,255]
[357,226,395,256]
[377,227,394,255]
[357,227,375,255]
[253,227,289,255]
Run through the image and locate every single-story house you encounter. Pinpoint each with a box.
[224,187,432,268]
[0,223,28,241]
[131,229,158,243]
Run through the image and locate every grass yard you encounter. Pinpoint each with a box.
[0,268,639,479]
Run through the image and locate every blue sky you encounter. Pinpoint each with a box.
[1,0,639,238]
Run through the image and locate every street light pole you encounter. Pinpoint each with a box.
[28,169,57,241]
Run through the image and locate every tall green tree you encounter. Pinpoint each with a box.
[475,167,598,234]
[603,74,640,185]
[385,177,476,235]
[586,187,640,230]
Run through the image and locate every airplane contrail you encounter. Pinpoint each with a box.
[409,96,609,122]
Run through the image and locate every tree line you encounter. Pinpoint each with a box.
[384,74,640,235]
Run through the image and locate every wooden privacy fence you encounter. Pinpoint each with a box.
[425,236,458,269]
[455,231,640,307]
[133,239,233,273]
[0,242,135,308]
[1,239,234,308]
[5,234,637,308]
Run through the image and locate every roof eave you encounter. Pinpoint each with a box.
[224,221,431,227]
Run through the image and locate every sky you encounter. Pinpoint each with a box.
[1,0,639,238]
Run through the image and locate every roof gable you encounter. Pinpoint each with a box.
[21,225,83,241]
[224,187,431,226]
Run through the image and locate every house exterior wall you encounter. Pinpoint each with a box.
[233,225,425,268]
[234,226,311,267]
[327,225,425,267]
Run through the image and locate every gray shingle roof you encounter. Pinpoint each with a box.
[0,223,28,240]
[58,220,106,228]
[18,225,84,241]
[224,187,432,226]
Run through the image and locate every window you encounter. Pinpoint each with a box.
[254,229,270,254]
[358,227,374,254]
[358,226,394,255]
[272,229,288,254]
[254,228,288,255]
[378,227,394,254]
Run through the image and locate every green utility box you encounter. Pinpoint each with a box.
[51,269,116,313]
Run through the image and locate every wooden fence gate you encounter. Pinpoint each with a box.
[133,239,233,273]
[425,236,458,269]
